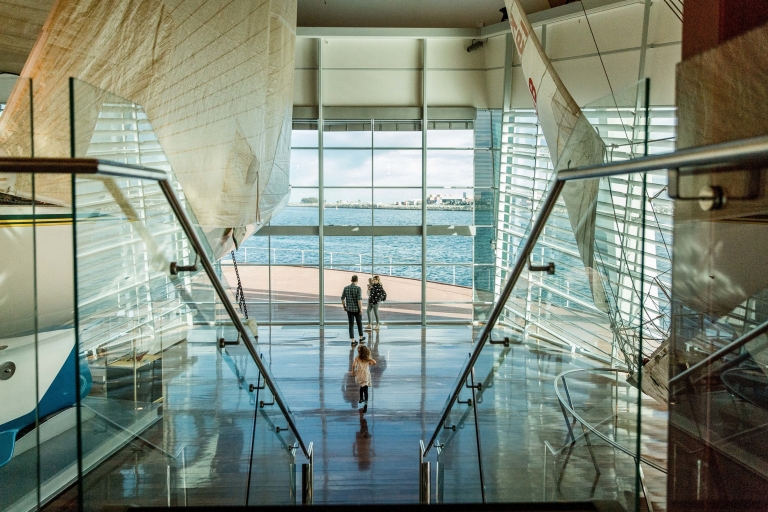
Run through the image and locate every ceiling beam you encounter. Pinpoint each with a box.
[297,0,644,39]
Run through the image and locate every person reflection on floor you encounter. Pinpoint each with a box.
[353,409,373,470]
[342,346,360,408]
[369,329,387,390]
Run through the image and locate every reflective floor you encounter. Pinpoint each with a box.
[259,325,668,508]
[45,325,668,509]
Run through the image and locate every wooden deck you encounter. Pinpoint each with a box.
[221,265,475,323]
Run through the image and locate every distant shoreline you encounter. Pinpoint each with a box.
[288,203,473,211]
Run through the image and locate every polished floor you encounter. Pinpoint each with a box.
[45,325,668,510]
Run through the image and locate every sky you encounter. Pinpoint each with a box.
[289,128,476,202]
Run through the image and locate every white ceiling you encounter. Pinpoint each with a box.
[297,0,553,28]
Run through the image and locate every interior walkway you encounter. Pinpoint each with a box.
[46,325,667,510]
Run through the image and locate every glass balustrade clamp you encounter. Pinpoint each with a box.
[489,334,511,346]
[170,253,199,275]
[528,260,555,275]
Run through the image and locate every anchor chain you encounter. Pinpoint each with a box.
[231,250,249,320]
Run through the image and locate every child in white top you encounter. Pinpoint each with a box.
[352,345,377,404]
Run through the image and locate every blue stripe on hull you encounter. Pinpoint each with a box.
[0,346,92,467]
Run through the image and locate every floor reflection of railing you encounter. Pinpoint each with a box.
[554,368,667,473]
[553,368,666,512]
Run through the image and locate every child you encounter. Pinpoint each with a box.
[352,345,377,404]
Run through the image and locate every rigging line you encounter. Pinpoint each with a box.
[605,177,651,330]
[663,0,683,21]
[578,1,633,145]
[644,188,673,261]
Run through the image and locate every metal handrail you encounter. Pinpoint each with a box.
[157,180,311,459]
[0,157,311,460]
[553,368,667,474]
[558,133,768,181]
[423,133,768,455]
[668,318,768,385]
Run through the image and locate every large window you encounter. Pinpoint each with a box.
[224,113,501,324]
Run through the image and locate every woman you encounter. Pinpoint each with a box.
[366,275,385,330]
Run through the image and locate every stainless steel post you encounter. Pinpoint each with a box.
[302,442,314,505]
[420,461,431,504]
[318,38,325,326]
[421,38,428,326]
[419,440,430,503]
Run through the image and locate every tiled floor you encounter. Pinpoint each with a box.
[45,324,668,510]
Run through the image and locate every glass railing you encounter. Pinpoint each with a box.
[0,78,312,511]
[422,130,768,511]
[0,159,313,510]
[423,167,654,510]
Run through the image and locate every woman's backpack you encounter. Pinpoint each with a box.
[381,288,387,302]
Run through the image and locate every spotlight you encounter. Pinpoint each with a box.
[466,39,486,53]
[500,7,509,22]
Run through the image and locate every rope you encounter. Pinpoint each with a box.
[231,250,249,320]
[579,2,633,145]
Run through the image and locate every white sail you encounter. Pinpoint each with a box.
[0,0,297,465]
[505,0,609,313]
[0,0,297,257]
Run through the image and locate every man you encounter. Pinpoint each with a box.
[341,275,366,345]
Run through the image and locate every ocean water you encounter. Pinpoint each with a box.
[232,207,477,287]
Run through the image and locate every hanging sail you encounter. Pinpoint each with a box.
[504,0,609,313]
[0,0,297,258]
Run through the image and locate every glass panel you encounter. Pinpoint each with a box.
[270,235,320,266]
[472,175,648,508]
[372,302,422,323]
[271,194,319,226]
[0,171,80,511]
[373,149,421,187]
[324,266,372,324]
[324,236,371,268]
[426,190,474,225]
[323,150,372,187]
[68,174,304,507]
[428,77,657,507]
[291,127,318,148]
[473,226,494,266]
[220,260,269,320]
[427,128,474,149]
[433,366,483,502]
[271,263,320,323]
[290,149,319,187]
[668,170,768,509]
[427,235,473,264]
[373,189,421,225]
[373,236,421,264]
[426,265,473,293]
[427,150,474,187]
[324,189,372,226]
[370,266,422,324]
[474,188,495,227]
[231,234,270,264]
[68,78,216,263]
[426,303,473,323]
[473,264,495,300]
[373,129,422,148]
[0,75,34,157]
[323,122,372,148]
